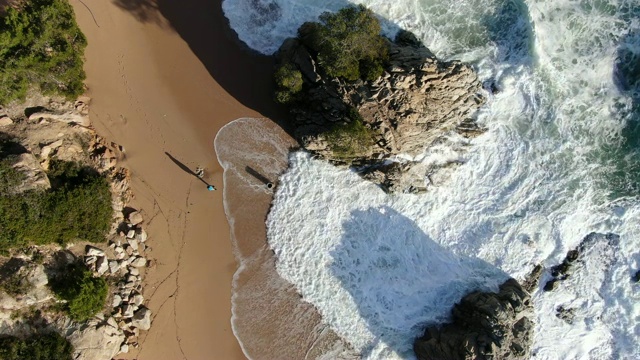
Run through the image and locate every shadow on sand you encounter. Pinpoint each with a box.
[164,151,212,187]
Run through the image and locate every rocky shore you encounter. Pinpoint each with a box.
[276,30,487,193]
[0,95,153,359]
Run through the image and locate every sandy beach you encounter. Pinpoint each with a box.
[68,0,280,358]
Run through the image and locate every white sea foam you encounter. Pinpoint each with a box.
[222,0,640,359]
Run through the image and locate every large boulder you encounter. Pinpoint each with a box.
[65,318,125,360]
[276,32,486,193]
[414,278,534,360]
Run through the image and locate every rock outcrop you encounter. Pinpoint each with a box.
[414,278,534,360]
[277,31,486,193]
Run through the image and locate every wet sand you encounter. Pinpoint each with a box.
[215,118,351,360]
[68,0,275,358]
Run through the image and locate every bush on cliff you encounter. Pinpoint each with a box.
[50,263,108,321]
[274,63,303,104]
[298,4,388,81]
[0,160,113,252]
[325,108,374,160]
[0,0,87,105]
[0,332,73,360]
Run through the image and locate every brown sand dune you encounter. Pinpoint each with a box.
[68,0,287,358]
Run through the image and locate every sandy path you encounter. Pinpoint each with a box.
[69,0,265,358]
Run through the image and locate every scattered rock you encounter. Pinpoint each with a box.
[544,233,619,291]
[119,343,129,354]
[109,260,120,275]
[556,306,576,324]
[86,246,105,257]
[126,229,136,239]
[414,278,534,360]
[130,257,147,268]
[122,304,134,318]
[96,256,109,275]
[128,211,143,225]
[127,238,138,252]
[112,295,123,308]
[131,307,151,331]
[0,115,13,126]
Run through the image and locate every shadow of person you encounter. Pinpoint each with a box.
[164,151,211,187]
[329,206,508,358]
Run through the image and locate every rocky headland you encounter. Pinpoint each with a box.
[276,28,486,193]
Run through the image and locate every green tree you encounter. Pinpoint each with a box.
[0,0,87,105]
[50,264,108,321]
[298,5,388,81]
[274,63,303,104]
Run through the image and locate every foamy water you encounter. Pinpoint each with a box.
[222,0,640,359]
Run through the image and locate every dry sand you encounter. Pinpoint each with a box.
[68,0,279,358]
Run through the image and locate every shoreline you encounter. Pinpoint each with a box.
[69,0,282,358]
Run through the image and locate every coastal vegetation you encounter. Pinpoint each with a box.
[297,4,388,81]
[274,63,303,104]
[0,332,73,360]
[50,263,108,321]
[0,0,87,105]
[0,157,113,253]
[325,108,375,160]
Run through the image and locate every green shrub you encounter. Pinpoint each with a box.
[325,108,374,160]
[298,5,388,81]
[0,158,25,194]
[274,63,304,104]
[1,268,34,297]
[0,160,113,251]
[0,0,87,105]
[0,332,73,360]
[50,263,107,321]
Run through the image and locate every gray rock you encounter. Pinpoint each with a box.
[96,256,109,275]
[0,115,13,126]
[130,257,147,268]
[119,343,129,354]
[131,294,144,307]
[128,211,143,225]
[136,228,148,242]
[26,264,48,287]
[67,321,124,360]
[131,307,151,330]
[109,260,120,275]
[414,278,534,360]
[127,238,138,251]
[112,294,123,308]
[126,229,136,239]
[122,304,134,318]
[86,246,105,257]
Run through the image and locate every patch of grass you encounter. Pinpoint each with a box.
[0,332,73,360]
[0,160,113,252]
[50,263,107,321]
[0,0,87,105]
[325,108,374,160]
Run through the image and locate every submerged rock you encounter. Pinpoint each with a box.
[414,278,534,360]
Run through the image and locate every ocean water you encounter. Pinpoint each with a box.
[222,0,640,359]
